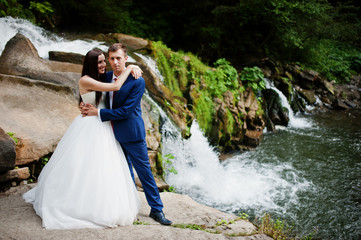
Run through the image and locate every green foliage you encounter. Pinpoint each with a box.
[158,153,177,180]
[257,213,295,240]
[163,153,178,175]
[133,220,150,225]
[203,58,239,98]
[29,1,53,15]
[163,185,176,193]
[239,212,250,220]
[152,41,184,97]
[40,156,49,168]
[172,223,206,231]
[0,0,35,21]
[6,132,18,144]
[240,66,266,93]
[305,39,361,82]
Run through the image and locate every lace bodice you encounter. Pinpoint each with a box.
[80,91,106,108]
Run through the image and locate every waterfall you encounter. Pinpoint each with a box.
[264,79,312,128]
[0,16,108,59]
[134,53,164,82]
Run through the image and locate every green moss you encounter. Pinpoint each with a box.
[226,109,235,135]
[193,91,215,134]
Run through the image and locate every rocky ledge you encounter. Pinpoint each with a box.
[0,184,272,240]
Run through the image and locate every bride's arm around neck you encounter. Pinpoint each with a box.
[78,65,142,95]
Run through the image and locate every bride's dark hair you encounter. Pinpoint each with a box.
[80,48,106,106]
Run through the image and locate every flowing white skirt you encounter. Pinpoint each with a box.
[23,115,141,229]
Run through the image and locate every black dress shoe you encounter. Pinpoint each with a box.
[149,211,172,225]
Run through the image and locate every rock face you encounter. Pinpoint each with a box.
[0,184,273,240]
[0,33,81,96]
[94,33,150,51]
[137,60,193,138]
[49,51,85,65]
[0,128,16,173]
[0,73,79,165]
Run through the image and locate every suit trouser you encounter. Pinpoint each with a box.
[120,139,163,212]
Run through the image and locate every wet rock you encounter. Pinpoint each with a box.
[49,51,84,65]
[244,130,263,148]
[262,88,289,127]
[0,128,16,173]
[344,100,357,108]
[141,97,161,151]
[297,88,316,104]
[136,59,193,138]
[332,99,349,110]
[299,69,319,89]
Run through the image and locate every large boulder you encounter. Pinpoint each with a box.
[0,33,81,96]
[49,51,84,65]
[0,74,79,165]
[0,128,16,173]
[94,33,149,51]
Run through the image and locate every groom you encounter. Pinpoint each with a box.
[81,43,172,225]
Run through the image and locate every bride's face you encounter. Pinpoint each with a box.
[97,54,106,75]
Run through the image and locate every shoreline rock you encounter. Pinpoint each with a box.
[0,184,272,240]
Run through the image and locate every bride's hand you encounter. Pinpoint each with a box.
[129,65,143,79]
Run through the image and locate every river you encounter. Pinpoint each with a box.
[162,109,361,239]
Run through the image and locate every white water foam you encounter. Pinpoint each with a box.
[264,79,313,128]
[0,17,108,59]
[162,121,312,215]
[134,53,164,82]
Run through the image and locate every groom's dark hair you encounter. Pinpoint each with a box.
[108,43,127,56]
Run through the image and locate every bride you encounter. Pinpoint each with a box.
[23,49,142,229]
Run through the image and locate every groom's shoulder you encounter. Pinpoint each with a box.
[106,71,113,78]
[130,76,145,88]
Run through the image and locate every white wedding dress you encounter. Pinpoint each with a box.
[23,92,141,229]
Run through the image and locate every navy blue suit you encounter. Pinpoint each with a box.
[100,71,163,212]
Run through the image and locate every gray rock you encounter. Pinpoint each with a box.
[0,74,79,165]
[0,167,29,182]
[49,51,85,65]
[0,33,82,96]
[0,128,16,173]
[0,184,273,240]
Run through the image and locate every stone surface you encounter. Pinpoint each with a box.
[94,33,150,51]
[0,74,79,165]
[49,51,85,65]
[0,33,81,96]
[0,127,16,173]
[244,130,263,148]
[0,184,273,240]
[0,167,30,182]
[136,59,193,137]
[297,88,316,104]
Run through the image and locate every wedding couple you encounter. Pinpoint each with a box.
[23,43,172,229]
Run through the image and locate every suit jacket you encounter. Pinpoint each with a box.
[99,71,146,143]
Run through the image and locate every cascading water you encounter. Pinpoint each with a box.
[264,78,312,128]
[134,53,164,82]
[2,17,360,239]
[0,16,108,59]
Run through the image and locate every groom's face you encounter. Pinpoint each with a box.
[108,49,128,75]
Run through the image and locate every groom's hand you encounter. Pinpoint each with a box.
[83,103,98,117]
